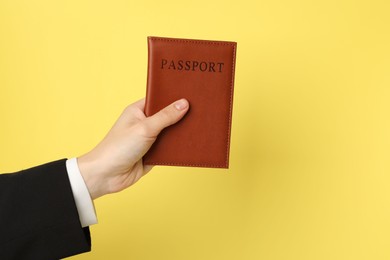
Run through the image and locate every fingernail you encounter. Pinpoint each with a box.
[174,99,189,111]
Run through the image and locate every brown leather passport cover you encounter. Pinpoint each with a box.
[143,36,237,168]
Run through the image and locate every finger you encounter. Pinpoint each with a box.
[116,98,146,126]
[132,98,145,111]
[143,164,154,175]
[143,98,189,136]
[131,160,145,184]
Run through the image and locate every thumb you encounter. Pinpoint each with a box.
[143,98,189,136]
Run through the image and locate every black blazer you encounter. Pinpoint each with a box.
[0,159,91,259]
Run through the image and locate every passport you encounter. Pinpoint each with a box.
[143,36,237,168]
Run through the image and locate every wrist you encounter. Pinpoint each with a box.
[77,153,106,200]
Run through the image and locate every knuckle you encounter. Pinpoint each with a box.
[135,123,150,137]
[123,104,135,114]
[135,122,159,138]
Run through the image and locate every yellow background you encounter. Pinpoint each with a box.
[1,0,390,259]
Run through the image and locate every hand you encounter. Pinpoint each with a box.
[77,98,189,200]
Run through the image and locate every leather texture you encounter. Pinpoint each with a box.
[144,36,237,168]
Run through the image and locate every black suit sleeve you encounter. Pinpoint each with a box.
[0,159,91,260]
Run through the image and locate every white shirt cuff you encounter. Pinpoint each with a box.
[66,158,98,227]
